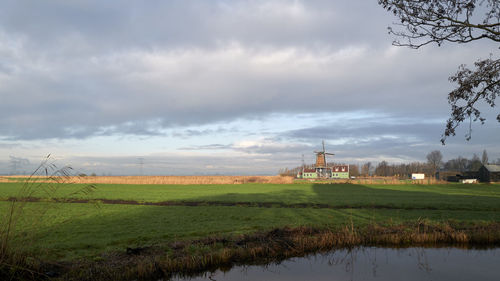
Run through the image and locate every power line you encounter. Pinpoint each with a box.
[137,158,144,176]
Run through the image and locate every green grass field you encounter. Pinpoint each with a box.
[1,182,500,208]
[1,182,500,261]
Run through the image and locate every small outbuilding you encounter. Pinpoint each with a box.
[411,173,425,180]
[478,164,500,183]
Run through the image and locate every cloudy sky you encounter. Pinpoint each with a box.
[1,0,499,175]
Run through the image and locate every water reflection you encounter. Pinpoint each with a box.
[174,247,500,281]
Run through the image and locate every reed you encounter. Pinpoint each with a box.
[72,175,294,185]
[0,155,96,280]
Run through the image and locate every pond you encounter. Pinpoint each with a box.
[174,247,500,281]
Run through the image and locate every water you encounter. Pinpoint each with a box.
[174,247,500,281]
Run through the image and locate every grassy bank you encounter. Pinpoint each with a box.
[1,182,500,280]
[58,222,500,281]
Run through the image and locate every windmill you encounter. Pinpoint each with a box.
[314,140,334,178]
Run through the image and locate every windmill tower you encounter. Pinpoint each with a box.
[314,140,334,178]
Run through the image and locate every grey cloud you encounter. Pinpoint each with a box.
[0,0,497,143]
[0,42,481,140]
[285,122,443,143]
[178,141,311,154]
[268,113,500,163]
[172,127,237,138]
[0,0,392,51]
[96,121,166,137]
[233,142,312,155]
[0,62,14,74]
[2,120,165,141]
[179,144,232,151]
[65,154,295,176]
[0,142,20,149]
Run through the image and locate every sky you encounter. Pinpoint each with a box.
[1,0,499,175]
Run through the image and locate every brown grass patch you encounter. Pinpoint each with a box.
[4,175,458,185]
[2,175,294,185]
[0,177,11,183]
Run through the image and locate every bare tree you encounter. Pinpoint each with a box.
[378,0,500,143]
[426,150,443,175]
[469,153,483,170]
[375,161,390,176]
[361,162,372,176]
[457,156,469,172]
[482,149,489,164]
[349,164,360,177]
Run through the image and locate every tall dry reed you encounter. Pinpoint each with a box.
[0,155,96,279]
[1,175,452,185]
[2,175,294,185]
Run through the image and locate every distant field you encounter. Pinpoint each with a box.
[1,181,500,266]
[0,175,294,184]
[1,182,499,210]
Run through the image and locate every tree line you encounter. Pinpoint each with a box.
[281,150,499,178]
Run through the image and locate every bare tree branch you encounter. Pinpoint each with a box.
[379,0,500,48]
[379,0,500,143]
[442,57,500,143]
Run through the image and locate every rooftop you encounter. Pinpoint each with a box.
[484,164,500,173]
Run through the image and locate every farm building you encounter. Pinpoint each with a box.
[297,166,349,179]
[411,173,425,180]
[435,170,478,182]
[478,164,500,183]
[300,168,319,179]
[331,165,349,179]
[296,141,349,180]
[436,170,461,182]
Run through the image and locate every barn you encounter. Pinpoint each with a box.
[478,164,500,183]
